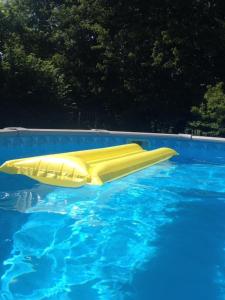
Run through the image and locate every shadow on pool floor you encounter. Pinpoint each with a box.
[127,195,225,300]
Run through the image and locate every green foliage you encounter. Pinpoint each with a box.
[0,0,225,134]
[189,83,225,136]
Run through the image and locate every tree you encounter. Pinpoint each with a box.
[1,0,225,134]
[189,82,225,136]
[0,0,70,128]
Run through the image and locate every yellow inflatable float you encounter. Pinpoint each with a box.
[0,143,178,187]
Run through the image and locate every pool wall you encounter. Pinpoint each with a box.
[0,128,225,164]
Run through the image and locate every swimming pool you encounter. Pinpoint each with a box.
[0,129,225,300]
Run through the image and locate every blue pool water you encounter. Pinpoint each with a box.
[0,134,225,300]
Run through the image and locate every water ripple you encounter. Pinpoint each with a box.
[0,162,225,299]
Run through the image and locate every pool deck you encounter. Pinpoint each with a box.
[0,127,225,143]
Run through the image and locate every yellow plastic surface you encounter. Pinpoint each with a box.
[0,144,178,187]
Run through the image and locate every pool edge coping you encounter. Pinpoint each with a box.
[0,127,225,143]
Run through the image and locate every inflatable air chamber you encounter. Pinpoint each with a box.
[0,143,178,187]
